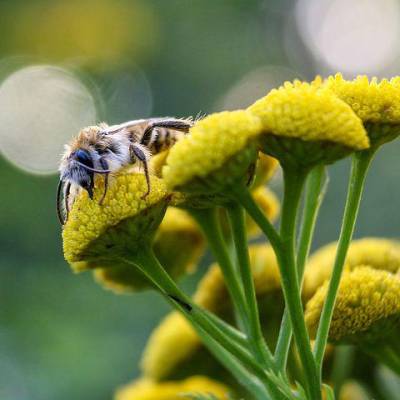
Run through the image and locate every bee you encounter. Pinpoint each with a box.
[57,117,193,225]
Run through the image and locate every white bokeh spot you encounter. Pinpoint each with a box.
[0,65,97,174]
[296,0,400,74]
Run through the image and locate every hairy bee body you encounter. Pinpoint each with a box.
[57,117,192,224]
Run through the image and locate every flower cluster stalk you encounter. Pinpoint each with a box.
[227,203,276,369]
[125,247,288,399]
[313,150,374,376]
[278,167,321,400]
[275,165,328,370]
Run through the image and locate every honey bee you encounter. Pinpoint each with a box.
[57,117,193,225]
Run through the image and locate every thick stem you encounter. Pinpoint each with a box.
[275,165,328,370]
[313,150,374,375]
[330,345,355,397]
[278,167,321,400]
[227,203,276,370]
[190,208,249,328]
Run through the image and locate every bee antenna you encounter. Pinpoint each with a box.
[73,160,112,174]
[56,179,65,225]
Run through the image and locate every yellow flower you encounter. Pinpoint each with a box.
[248,81,369,168]
[303,238,400,299]
[251,153,279,189]
[163,111,262,195]
[115,376,230,400]
[153,207,205,274]
[339,380,370,400]
[94,206,204,293]
[141,244,283,381]
[63,173,169,275]
[195,244,281,313]
[141,312,201,380]
[322,74,400,146]
[305,266,400,343]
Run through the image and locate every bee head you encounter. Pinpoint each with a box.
[71,149,95,199]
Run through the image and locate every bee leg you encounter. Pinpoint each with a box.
[131,144,151,198]
[99,158,109,205]
[140,118,193,147]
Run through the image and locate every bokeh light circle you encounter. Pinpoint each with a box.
[295,0,400,74]
[216,65,301,111]
[0,65,97,175]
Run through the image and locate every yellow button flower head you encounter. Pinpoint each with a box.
[248,81,369,169]
[251,153,279,189]
[141,312,202,380]
[305,266,400,343]
[323,73,400,147]
[303,238,400,300]
[94,207,205,293]
[115,376,230,400]
[63,172,169,283]
[339,380,370,400]
[163,110,262,198]
[141,244,283,382]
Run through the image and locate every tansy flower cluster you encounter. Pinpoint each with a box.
[60,73,400,400]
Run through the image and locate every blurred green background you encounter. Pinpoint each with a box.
[0,0,399,399]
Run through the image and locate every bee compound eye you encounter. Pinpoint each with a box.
[75,149,93,167]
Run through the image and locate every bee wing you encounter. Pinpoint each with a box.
[99,119,149,135]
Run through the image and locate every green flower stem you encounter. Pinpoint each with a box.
[230,185,282,254]
[275,165,328,370]
[189,208,249,328]
[202,307,248,348]
[278,167,321,400]
[226,202,276,370]
[197,332,273,400]
[313,150,374,374]
[330,345,355,397]
[126,248,286,399]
